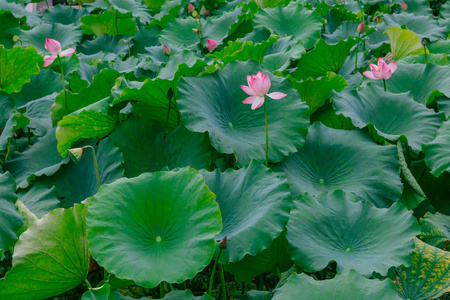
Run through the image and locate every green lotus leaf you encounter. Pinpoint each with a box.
[419,212,450,249]
[0,45,40,94]
[0,0,41,27]
[19,23,82,54]
[237,291,273,300]
[51,69,121,124]
[56,98,119,156]
[291,38,358,81]
[274,122,402,208]
[109,116,212,177]
[291,72,347,114]
[161,289,214,299]
[272,270,402,300]
[23,138,123,209]
[4,127,70,189]
[81,11,137,37]
[113,77,178,129]
[0,110,29,153]
[253,1,322,50]
[207,36,278,73]
[11,69,62,108]
[384,13,448,42]
[0,203,89,300]
[0,12,20,49]
[422,120,450,178]
[158,50,208,81]
[81,283,146,300]
[287,191,420,275]
[21,97,54,136]
[0,93,14,128]
[177,60,310,166]
[224,231,293,283]
[160,8,243,48]
[262,36,305,72]
[15,199,38,239]
[428,40,450,54]
[367,23,390,51]
[395,239,450,300]
[41,4,89,25]
[400,0,432,16]
[0,172,23,256]
[200,160,291,263]
[377,62,450,104]
[150,0,182,27]
[17,183,61,218]
[323,21,359,44]
[399,53,448,65]
[385,27,428,60]
[86,168,222,288]
[332,84,445,151]
[108,0,151,24]
[79,35,132,56]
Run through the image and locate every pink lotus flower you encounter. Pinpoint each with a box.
[401,2,407,10]
[207,39,218,51]
[188,3,195,13]
[241,72,287,110]
[357,22,365,34]
[43,38,75,67]
[362,57,397,80]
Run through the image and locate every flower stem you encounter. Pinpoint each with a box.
[355,34,359,73]
[128,44,131,58]
[84,278,92,290]
[208,249,223,296]
[165,93,172,129]
[263,102,269,167]
[84,145,101,190]
[276,265,281,279]
[383,79,386,92]
[44,0,49,9]
[57,56,68,111]
[219,263,227,300]
[424,46,427,64]
[159,282,165,298]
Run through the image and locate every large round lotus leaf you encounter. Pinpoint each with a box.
[385,27,427,61]
[0,172,23,256]
[272,270,402,300]
[19,23,82,54]
[109,116,212,177]
[41,5,89,25]
[395,239,450,300]
[384,13,448,42]
[177,60,310,166]
[273,122,402,208]
[224,231,294,283]
[86,168,222,288]
[420,212,450,248]
[200,160,291,264]
[332,84,445,151]
[400,0,432,16]
[286,191,420,276]
[0,203,89,300]
[422,120,450,178]
[161,290,214,299]
[253,1,322,50]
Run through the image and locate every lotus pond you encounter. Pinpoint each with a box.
[0,0,450,299]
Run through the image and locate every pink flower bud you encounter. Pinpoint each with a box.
[219,236,227,250]
[163,44,171,56]
[357,22,365,34]
[401,2,407,10]
[188,3,195,13]
[207,39,218,51]
[205,10,209,16]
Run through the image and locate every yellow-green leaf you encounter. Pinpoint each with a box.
[385,27,428,60]
[420,212,450,249]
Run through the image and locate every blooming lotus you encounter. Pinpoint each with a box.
[363,57,397,91]
[401,2,407,10]
[240,72,287,110]
[43,38,75,67]
[207,39,218,51]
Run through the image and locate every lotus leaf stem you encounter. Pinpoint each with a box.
[208,248,223,296]
[159,282,165,297]
[263,102,269,167]
[84,278,92,289]
[84,145,101,190]
[219,263,227,300]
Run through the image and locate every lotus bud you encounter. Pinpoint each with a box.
[188,3,195,13]
[68,147,85,164]
[192,10,198,17]
[401,2,407,10]
[357,22,365,34]
[119,39,128,46]
[219,236,228,250]
[372,16,378,22]
[421,38,427,46]
[12,35,19,42]
[200,6,206,15]
[163,44,171,56]
[207,39,218,51]
[205,10,209,16]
